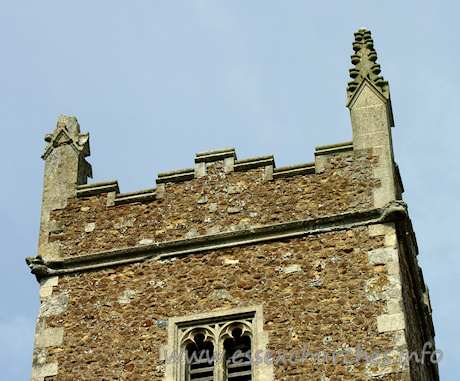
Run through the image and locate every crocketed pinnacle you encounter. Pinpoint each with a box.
[347,28,389,105]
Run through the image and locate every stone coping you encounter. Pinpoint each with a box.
[195,147,236,163]
[26,201,408,279]
[315,141,353,156]
[114,189,156,206]
[76,145,357,197]
[116,188,157,198]
[273,162,315,179]
[76,180,119,197]
[196,147,235,157]
[234,155,275,172]
[157,167,195,178]
[156,169,194,184]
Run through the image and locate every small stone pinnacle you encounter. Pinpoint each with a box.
[346,28,390,105]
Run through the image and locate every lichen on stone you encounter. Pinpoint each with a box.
[347,28,390,105]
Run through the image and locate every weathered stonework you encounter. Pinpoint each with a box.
[42,229,393,380]
[27,29,437,380]
[38,115,92,262]
[31,276,67,381]
[45,150,376,259]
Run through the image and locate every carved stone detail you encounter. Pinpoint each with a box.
[347,28,390,105]
[162,306,272,381]
[42,115,91,161]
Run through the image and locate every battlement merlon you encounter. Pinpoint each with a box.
[70,142,353,207]
[36,29,403,261]
[347,28,397,208]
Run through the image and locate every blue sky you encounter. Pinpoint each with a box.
[1,1,458,379]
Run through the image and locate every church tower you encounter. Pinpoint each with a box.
[27,29,438,381]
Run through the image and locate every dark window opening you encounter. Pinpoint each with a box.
[186,334,215,381]
[224,328,252,381]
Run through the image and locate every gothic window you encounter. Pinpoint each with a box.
[223,324,252,381]
[184,330,215,381]
[163,306,271,381]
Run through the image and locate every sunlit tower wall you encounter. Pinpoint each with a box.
[27,29,438,381]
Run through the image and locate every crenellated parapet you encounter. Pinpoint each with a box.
[29,143,379,263]
[70,143,355,208]
[27,28,439,381]
[347,28,390,106]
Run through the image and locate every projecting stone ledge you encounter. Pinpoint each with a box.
[26,201,408,279]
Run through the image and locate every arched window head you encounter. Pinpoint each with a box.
[164,306,271,381]
[223,326,252,381]
[183,330,215,381]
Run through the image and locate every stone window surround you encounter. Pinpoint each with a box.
[162,305,272,381]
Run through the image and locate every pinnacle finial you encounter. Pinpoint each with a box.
[346,29,389,105]
[41,115,90,160]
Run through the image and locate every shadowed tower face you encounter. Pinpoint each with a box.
[27,29,438,381]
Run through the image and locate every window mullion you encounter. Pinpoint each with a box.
[215,339,225,381]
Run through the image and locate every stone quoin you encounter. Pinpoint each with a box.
[27,29,438,380]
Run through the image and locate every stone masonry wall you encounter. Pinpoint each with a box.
[41,227,406,381]
[31,30,439,379]
[48,150,378,258]
[398,233,436,381]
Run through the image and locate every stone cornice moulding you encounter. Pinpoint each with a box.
[26,201,408,279]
